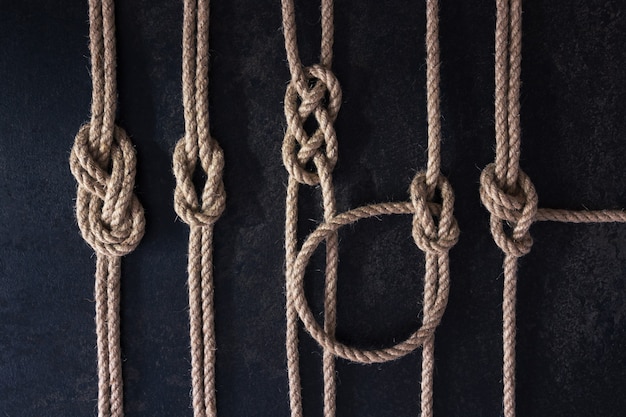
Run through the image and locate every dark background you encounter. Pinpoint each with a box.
[2,0,626,416]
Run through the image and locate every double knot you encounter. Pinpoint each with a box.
[479,163,538,257]
[410,172,460,255]
[283,64,342,185]
[173,134,226,227]
[70,124,145,257]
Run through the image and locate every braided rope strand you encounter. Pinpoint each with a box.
[281,0,339,414]
[70,0,145,416]
[95,257,111,417]
[285,177,303,416]
[173,0,225,416]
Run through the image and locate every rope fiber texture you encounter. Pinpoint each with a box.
[281,1,457,416]
[480,1,626,416]
[69,0,145,416]
[173,0,225,416]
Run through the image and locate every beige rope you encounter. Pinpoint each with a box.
[69,0,145,416]
[282,0,338,414]
[281,1,457,416]
[173,0,225,416]
[479,1,626,416]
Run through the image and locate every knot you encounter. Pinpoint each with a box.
[287,201,445,363]
[173,134,226,227]
[479,163,538,257]
[282,64,342,185]
[410,172,460,255]
[70,124,145,257]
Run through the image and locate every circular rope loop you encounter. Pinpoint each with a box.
[283,64,342,185]
[288,202,446,363]
[70,123,145,257]
[479,163,538,257]
[173,134,226,227]
[410,172,460,255]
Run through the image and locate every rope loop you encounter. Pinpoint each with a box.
[410,172,459,255]
[173,133,226,227]
[288,202,449,364]
[70,123,145,257]
[282,64,342,185]
[479,162,538,257]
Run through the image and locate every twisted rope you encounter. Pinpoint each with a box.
[70,0,145,416]
[282,1,339,415]
[173,0,225,416]
[281,1,456,416]
[479,1,626,416]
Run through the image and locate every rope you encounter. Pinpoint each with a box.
[282,1,338,415]
[479,1,626,416]
[281,1,457,416]
[69,0,145,416]
[173,0,225,416]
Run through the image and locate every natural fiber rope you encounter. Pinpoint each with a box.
[69,0,145,416]
[479,1,626,416]
[282,1,338,415]
[173,0,225,416]
[281,1,457,416]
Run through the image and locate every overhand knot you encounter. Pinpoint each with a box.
[173,133,226,227]
[479,163,538,257]
[70,123,145,257]
[282,64,342,185]
[410,172,459,255]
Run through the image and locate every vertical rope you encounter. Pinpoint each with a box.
[173,0,225,416]
[319,160,338,417]
[285,178,303,417]
[480,2,626,416]
[70,1,145,416]
[422,2,443,416]
[425,0,442,195]
[281,0,339,415]
[281,1,457,416]
[502,253,518,417]
[94,257,111,417]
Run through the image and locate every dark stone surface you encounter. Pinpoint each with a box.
[1,0,625,416]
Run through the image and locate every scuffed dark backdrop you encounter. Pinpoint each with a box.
[1,1,625,416]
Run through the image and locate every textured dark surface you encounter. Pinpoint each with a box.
[1,1,626,416]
